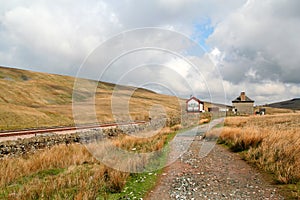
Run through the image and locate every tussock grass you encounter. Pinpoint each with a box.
[199,118,210,124]
[171,124,182,131]
[0,126,177,199]
[113,127,174,153]
[0,144,96,187]
[205,113,300,198]
[205,126,263,148]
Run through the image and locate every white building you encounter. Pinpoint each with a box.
[186,96,204,112]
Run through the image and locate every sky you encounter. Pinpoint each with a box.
[0,0,299,105]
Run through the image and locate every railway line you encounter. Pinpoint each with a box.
[0,121,147,138]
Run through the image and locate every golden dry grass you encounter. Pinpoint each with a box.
[254,106,296,115]
[199,118,210,124]
[112,127,172,153]
[0,144,95,187]
[206,113,300,186]
[0,66,183,130]
[0,126,176,199]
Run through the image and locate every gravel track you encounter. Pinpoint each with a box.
[146,124,284,200]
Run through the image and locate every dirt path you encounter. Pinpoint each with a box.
[146,128,284,199]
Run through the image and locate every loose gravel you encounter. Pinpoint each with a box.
[147,134,284,200]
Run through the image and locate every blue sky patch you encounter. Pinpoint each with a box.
[191,18,214,52]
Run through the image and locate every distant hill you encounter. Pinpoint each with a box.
[0,66,183,130]
[266,98,300,110]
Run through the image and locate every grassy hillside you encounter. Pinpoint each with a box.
[266,98,300,110]
[0,66,183,131]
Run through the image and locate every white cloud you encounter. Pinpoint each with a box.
[0,1,122,74]
[164,58,190,78]
[208,47,225,66]
[205,0,300,103]
[0,0,299,105]
[245,68,258,80]
[208,0,300,84]
[222,79,300,105]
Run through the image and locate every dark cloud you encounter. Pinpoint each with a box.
[0,0,299,104]
[208,0,300,85]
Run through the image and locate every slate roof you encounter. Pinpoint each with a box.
[232,95,254,103]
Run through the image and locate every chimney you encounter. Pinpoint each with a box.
[240,92,246,101]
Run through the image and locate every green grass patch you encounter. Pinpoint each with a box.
[31,168,65,179]
[0,168,65,199]
[285,182,300,199]
[213,123,224,128]
[106,171,162,200]
[100,131,177,199]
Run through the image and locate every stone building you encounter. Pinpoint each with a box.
[232,92,254,115]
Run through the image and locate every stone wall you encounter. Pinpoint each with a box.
[0,120,157,157]
[0,124,146,157]
[0,113,205,157]
[233,102,254,115]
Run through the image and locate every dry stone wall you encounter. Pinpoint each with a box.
[0,114,204,157]
[0,121,153,157]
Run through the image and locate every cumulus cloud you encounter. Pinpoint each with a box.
[107,0,245,33]
[0,1,122,74]
[208,0,300,85]
[76,27,224,103]
[0,0,299,104]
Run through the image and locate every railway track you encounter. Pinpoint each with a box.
[0,121,147,138]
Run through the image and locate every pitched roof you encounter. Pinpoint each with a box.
[186,96,203,103]
[232,95,254,103]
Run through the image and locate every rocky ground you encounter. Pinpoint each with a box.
[146,135,284,200]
